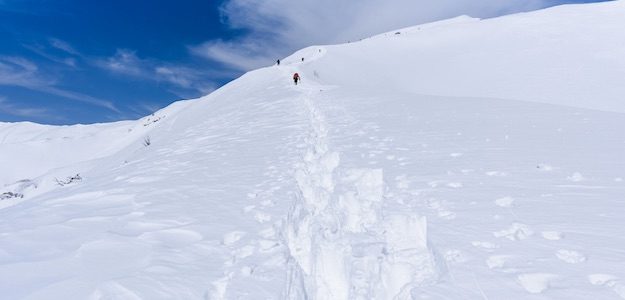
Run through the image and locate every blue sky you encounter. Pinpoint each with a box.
[0,0,606,124]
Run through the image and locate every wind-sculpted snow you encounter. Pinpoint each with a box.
[2,1,625,299]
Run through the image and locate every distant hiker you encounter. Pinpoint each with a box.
[277,59,280,66]
[301,57,305,62]
[293,73,300,85]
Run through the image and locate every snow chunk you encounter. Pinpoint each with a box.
[485,171,507,177]
[258,227,276,239]
[222,231,246,246]
[471,241,500,251]
[313,242,350,300]
[486,255,511,269]
[587,274,625,299]
[339,168,384,233]
[494,196,515,208]
[233,245,255,259]
[447,182,463,188]
[445,250,467,264]
[209,273,232,300]
[494,223,533,241]
[381,214,439,298]
[556,249,586,264]
[541,231,564,240]
[384,214,428,251]
[517,273,558,294]
[254,211,272,223]
[588,274,617,286]
[567,172,585,182]
[437,209,456,220]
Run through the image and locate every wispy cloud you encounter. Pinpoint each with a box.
[21,38,82,68]
[95,49,218,97]
[97,49,144,76]
[0,96,53,119]
[189,39,276,71]
[0,56,118,111]
[48,37,79,55]
[23,43,78,68]
[192,0,560,71]
[39,86,119,112]
[13,39,216,118]
[0,56,52,86]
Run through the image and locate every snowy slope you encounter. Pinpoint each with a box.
[301,0,625,113]
[2,1,625,299]
[0,100,192,203]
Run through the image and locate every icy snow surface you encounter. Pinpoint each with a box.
[2,1,625,299]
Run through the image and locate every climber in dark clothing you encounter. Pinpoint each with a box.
[293,73,300,85]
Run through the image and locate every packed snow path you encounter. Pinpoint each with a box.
[283,72,439,299]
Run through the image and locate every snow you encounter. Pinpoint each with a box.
[541,230,564,241]
[493,223,534,241]
[494,196,515,208]
[301,1,625,113]
[517,273,559,294]
[556,249,587,264]
[2,1,625,299]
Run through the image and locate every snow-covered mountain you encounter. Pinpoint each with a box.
[2,1,625,299]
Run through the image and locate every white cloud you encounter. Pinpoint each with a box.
[98,49,144,76]
[0,56,118,112]
[39,86,119,112]
[189,39,275,71]
[193,0,555,70]
[156,66,192,88]
[48,38,79,55]
[0,56,51,86]
[96,49,218,97]
[23,43,78,67]
[0,95,52,118]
